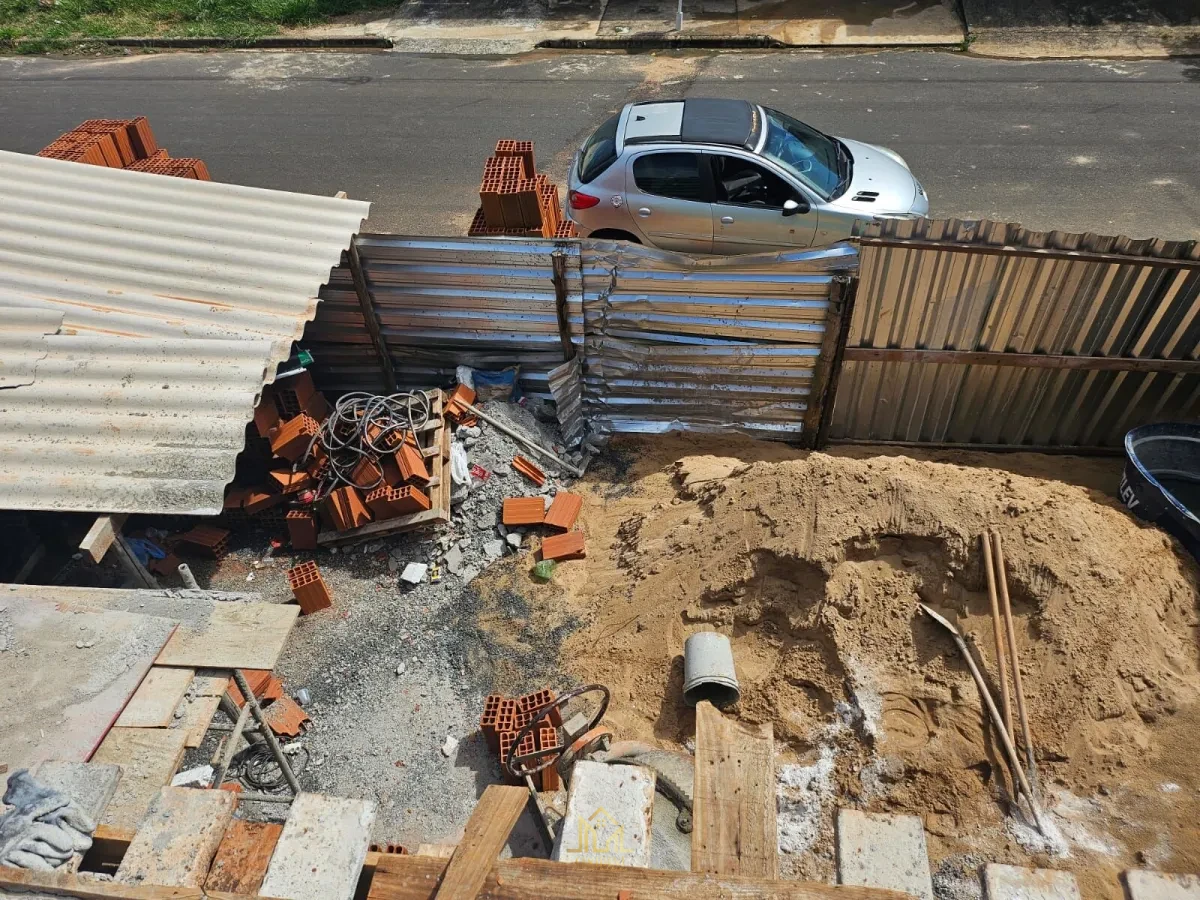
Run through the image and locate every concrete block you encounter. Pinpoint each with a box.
[33,760,122,822]
[984,863,1081,899]
[553,759,655,868]
[837,809,934,900]
[1124,871,1200,900]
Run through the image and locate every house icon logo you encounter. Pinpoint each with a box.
[565,807,636,857]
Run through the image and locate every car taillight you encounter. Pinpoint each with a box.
[569,190,600,210]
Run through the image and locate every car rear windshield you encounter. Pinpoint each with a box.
[578,114,620,183]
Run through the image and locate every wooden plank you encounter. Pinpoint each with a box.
[814,276,858,450]
[259,793,376,900]
[435,785,528,900]
[801,277,845,447]
[154,602,298,670]
[348,236,398,393]
[841,346,1200,374]
[91,727,188,831]
[112,533,158,589]
[115,667,195,728]
[80,515,128,564]
[204,819,283,894]
[369,855,914,900]
[0,598,177,771]
[115,787,235,888]
[34,760,123,872]
[181,693,223,747]
[692,700,777,879]
[416,845,457,858]
[1,584,262,606]
[0,866,281,899]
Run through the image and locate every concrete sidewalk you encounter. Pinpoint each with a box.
[297,0,967,54]
[293,0,1200,58]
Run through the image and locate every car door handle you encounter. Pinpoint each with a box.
[720,215,735,224]
[637,207,651,218]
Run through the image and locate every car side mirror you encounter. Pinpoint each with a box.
[783,197,809,217]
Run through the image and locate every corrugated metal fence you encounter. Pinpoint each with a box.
[828,218,1200,450]
[581,241,855,437]
[306,235,856,441]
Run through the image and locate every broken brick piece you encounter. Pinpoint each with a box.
[176,524,231,559]
[147,551,182,578]
[262,694,310,737]
[286,560,332,614]
[502,497,545,526]
[518,689,562,726]
[227,670,283,708]
[480,694,504,752]
[397,442,430,484]
[351,456,384,490]
[253,386,280,439]
[543,492,583,531]
[242,488,284,515]
[541,531,585,562]
[445,384,477,425]
[496,698,517,735]
[322,486,371,532]
[267,468,312,494]
[285,510,318,551]
[537,724,562,791]
[270,414,320,463]
[365,485,431,520]
[512,455,546,487]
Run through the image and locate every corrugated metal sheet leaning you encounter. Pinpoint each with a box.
[582,241,858,437]
[829,217,1200,449]
[0,150,369,515]
[304,235,584,399]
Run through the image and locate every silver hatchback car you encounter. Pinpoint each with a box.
[566,98,929,254]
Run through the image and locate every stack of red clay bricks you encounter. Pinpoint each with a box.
[468,139,577,239]
[36,117,211,180]
[480,689,563,791]
[235,371,436,544]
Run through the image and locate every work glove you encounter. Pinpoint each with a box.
[0,770,95,871]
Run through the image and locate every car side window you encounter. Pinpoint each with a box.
[711,155,795,209]
[632,152,707,202]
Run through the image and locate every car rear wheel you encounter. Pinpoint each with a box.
[588,229,641,244]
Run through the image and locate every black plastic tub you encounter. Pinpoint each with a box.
[1121,422,1200,560]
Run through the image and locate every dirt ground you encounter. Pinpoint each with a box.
[473,434,1200,898]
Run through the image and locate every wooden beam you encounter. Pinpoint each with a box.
[815,276,858,450]
[0,865,278,899]
[434,785,528,899]
[551,249,576,362]
[856,235,1200,270]
[802,277,847,448]
[369,855,912,900]
[692,700,777,879]
[111,533,158,589]
[348,236,398,394]
[841,346,1200,374]
[80,515,128,564]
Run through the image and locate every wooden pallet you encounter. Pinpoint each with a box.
[317,389,451,547]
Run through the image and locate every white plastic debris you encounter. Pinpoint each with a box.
[456,365,475,390]
[441,735,458,758]
[171,765,213,788]
[450,442,470,487]
[400,563,427,585]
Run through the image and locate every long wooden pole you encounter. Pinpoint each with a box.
[991,529,1039,796]
[981,532,1014,741]
[919,604,1046,834]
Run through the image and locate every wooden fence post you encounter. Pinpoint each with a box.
[814,276,858,450]
[348,237,398,394]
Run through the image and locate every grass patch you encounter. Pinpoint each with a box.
[0,0,396,53]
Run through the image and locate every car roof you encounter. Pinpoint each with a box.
[621,98,759,150]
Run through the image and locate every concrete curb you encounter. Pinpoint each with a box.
[538,35,965,50]
[98,35,393,49]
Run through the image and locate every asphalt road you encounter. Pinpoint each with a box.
[1,50,1196,239]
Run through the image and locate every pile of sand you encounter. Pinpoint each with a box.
[474,437,1200,898]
